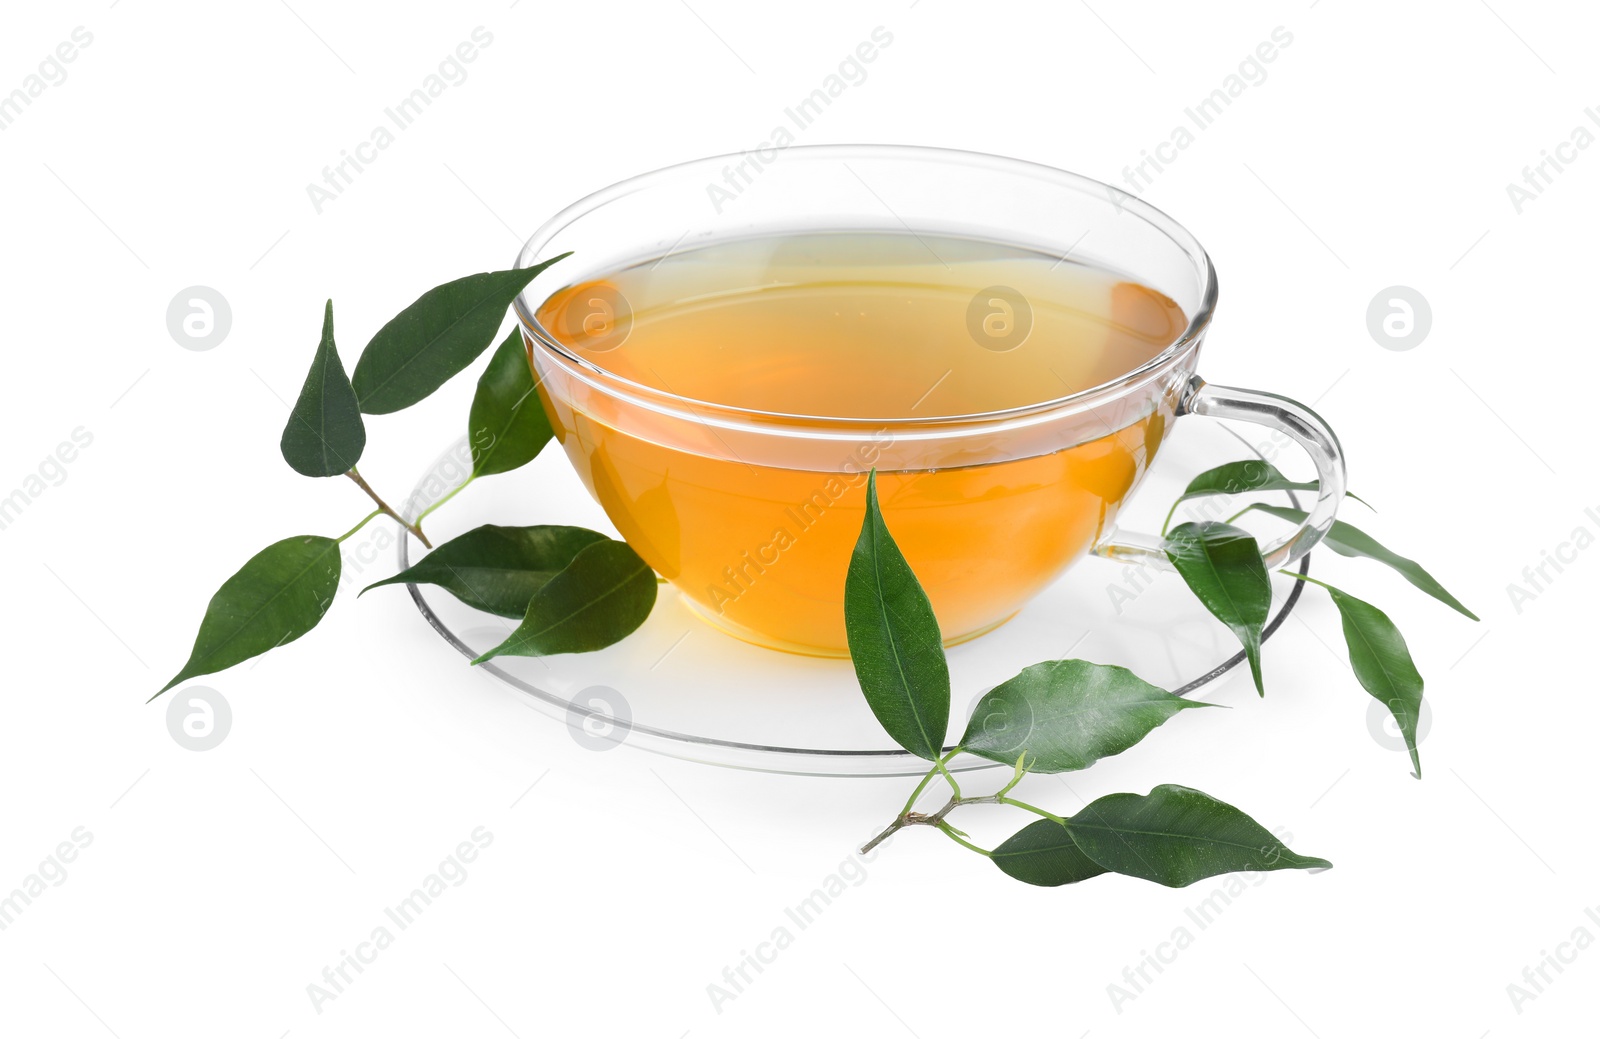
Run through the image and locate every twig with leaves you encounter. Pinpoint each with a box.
[152,262,1477,893]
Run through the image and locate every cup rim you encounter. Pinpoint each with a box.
[512,144,1218,431]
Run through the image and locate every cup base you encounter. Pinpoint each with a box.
[400,418,1311,775]
[677,596,1020,658]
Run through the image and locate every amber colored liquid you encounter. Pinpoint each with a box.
[533,232,1186,654]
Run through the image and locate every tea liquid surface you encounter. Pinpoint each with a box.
[534,232,1187,653]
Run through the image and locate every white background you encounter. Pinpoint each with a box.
[2,0,1595,1035]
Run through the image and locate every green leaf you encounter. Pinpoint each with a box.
[1173,460,1370,509]
[1322,582,1426,778]
[352,254,571,415]
[1065,784,1331,888]
[1164,522,1272,695]
[157,536,341,696]
[469,326,554,477]
[280,301,365,478]
[1242,505,1477,620]
[991,819,1108,887]
[363,524,607,618]
[844,471,951,761]
[472,539,656,663]
[959,659,1213,773]
[1176,460,1317,504]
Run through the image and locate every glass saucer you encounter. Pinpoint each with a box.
[398,422,1308,776]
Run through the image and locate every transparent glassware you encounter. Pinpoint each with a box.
[511,145,1344,656]
[398,423,1313,775]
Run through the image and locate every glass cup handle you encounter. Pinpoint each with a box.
[1092,376,1347,570]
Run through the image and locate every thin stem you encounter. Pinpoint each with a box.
[335,509,384,544]
[1223,504,1254,525]
[934,747,963,800]
[1161,498,1182,538]
[415,473,475,525]
[998,797,1066,825]
[936,822,992,856]
[346,468,432,549]
[899,763,943,818]
[1208,499,1321,529]
[1278,569,1336,592]
[996,754,1029,797]
[861,755,1066,855]
[861,752,963,855]
[926,794,975,823]
[860,819,903,856]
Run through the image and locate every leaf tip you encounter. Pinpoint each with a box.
[1244,639,1266,696]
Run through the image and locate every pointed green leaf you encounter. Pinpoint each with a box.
[1173,460,1370,509]
[1242,504,1477,620]
[1322,582,1426,777]
[473,539,656,663]
[991,819,1108,887]
[844,471,951,761]
[363,524,606,618]
[1164,522,1272,695]
[1065,784,1331,888]
[469,326,554,477]
[959,659,1214,773]
[352,254,571,414]
[1177,460,1317,503]
[280,301,365,477]
[158,536,341,696]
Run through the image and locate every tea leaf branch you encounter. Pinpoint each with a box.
[848,473,1330,888]
[344,468,431,548]
[155,255,658,697]
[1160,460,1475,776]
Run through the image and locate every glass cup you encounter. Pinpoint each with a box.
[512,145,1344,656]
